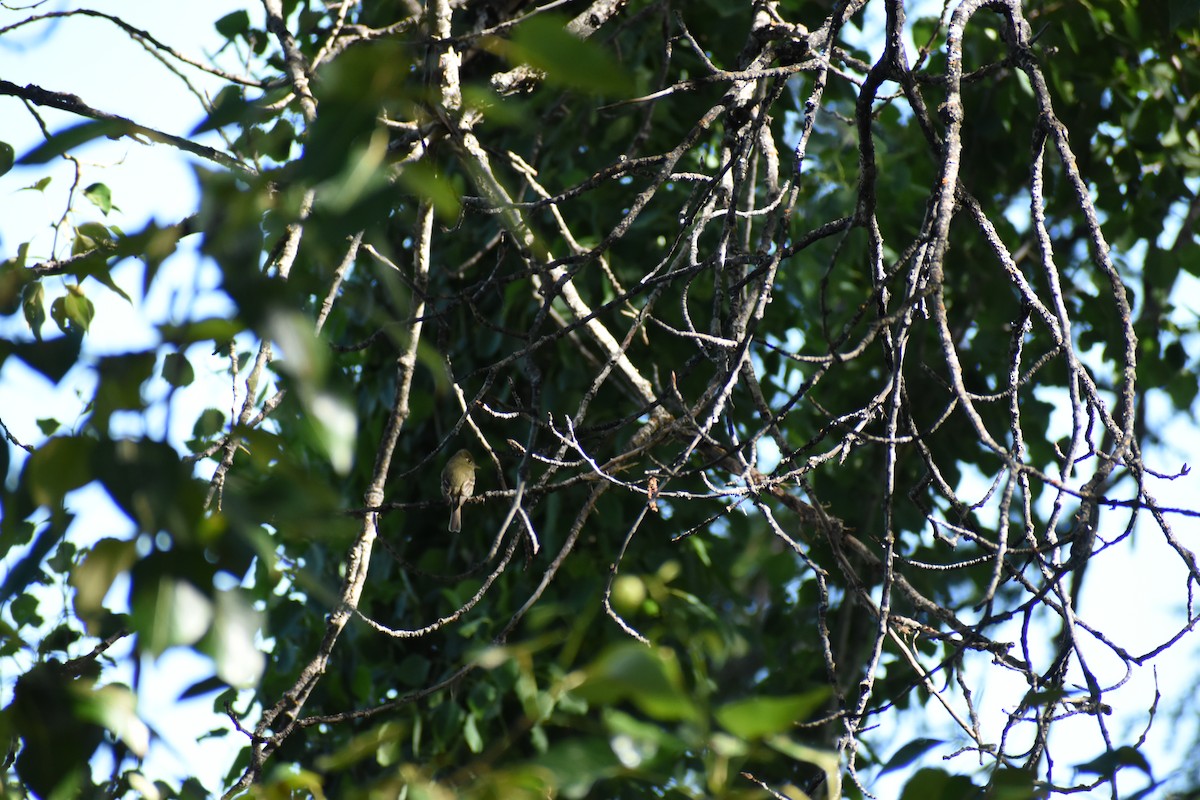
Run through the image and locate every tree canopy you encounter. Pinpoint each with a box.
[2,0,1199,798]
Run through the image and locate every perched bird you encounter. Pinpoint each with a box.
[441,449,477,533]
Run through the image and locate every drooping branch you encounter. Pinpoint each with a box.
[0,80,251,173]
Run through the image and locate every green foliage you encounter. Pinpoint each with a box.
[83,182,114,215]
[16,120,142,165]
[1,1,1199,799]
[505,14,635,96]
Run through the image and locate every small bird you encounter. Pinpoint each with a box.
[441,449,477,533]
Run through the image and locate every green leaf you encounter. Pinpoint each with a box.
[985,768,1043,800]
[160,316,245,346]
[10,593,43,628]
[178,675,228,700]
[396,160,462,221]
[46,539,76,574]
[83,262,132,302]
[260,118,296,162]
[64,286,95,331]
[132,573,214,656]
[18,120,138,165]
[55,284,95,334]
[0,242,33,314]
[766,736,842,780]
[72,221,114,256]
[304,390,357,475]
[37,623,81,657]
[114,218,185,296]
[602,708,687,769]
[192,86,265,135]
[162,351,196,387]
[0,335,83,383]
[83,182,113,215]
[22,280,46,340]
[897,767,979,800]
[94,438,202,539]
[73,683,149,757]
[314,127,391,215]
[268,310,320,378]
[1074,746,1154,779]
[92,352,156,427]
[203,590,265,688]
[463,713,484,753]
[506,14,633,96]
[215,9,251,40]
[192,408,227,438]
[25,436,96,507]
[10,663,104,797]
[0,518,35,557]
[880,737,945,776]
[71,538,139,634]
[575,643,698,722]
[911,16,943,49]
[714,690,829,739]
[536,738,622,797]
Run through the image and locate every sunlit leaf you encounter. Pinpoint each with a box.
[83,182,113,214]
[205,589,265,688]
[714,689,829,739]
[397,160,462,220]
[72,222,113,256]
[70,537,138,634]
[53,284,95,334]
[574,643,698,722]
[73,683,150,757]
[0,245,33,314]
[463,713,484,753]
[132,574,214,656]
[306,390,357,475]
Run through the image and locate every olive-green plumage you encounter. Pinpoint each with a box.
[441,449,477,532]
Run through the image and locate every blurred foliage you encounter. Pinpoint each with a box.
[1,1,1199,799]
